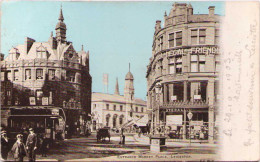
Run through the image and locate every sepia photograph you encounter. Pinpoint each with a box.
[0,1,259,161]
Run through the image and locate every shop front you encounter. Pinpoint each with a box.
[159,107,213,142]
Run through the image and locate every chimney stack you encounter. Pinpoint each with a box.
[155,20,161,32]
[208,6,215,17]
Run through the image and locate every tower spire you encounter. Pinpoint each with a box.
[114,77,120,95]
[82,45,84,51]
[59,4,64,22]
[129,63,130,72]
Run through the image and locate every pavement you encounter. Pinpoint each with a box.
[7,133,217,161]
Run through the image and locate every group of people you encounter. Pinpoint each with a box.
[1,128,48,162]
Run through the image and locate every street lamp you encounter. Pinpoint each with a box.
[187,111,193,146]
[154,82,162,136]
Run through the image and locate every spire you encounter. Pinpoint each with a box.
[59,5,64,22]
[82,45,84,51]
[114,77,120,95]
[129,63,130,72]
[164,11,167,17]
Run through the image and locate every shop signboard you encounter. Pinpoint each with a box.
[42,97,49,105]
[29,97,36,105]
[190,121,204,126]
[166,115,182,125]
[194,95,201,100]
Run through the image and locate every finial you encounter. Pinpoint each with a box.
[59,4,64,22]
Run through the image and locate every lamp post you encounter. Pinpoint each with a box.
[187,111,193,146]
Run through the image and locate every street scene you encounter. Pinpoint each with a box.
[1,1,223,161]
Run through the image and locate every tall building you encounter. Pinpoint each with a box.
[91,68,147,132]
[146,3,221,143]
[0,7,92,139]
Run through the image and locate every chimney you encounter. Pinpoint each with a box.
[25,37,35,54]
[208,6,215,17]
[155,20,161,32]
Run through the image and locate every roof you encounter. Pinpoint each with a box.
[125,71,134,80]
[92,92,146,106]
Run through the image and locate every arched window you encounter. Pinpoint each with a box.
[113,114,118,128]
[119,115,124,125]
[106,114,111,127]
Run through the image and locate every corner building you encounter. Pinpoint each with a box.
[146,3,221,143]
[1,8,92,139]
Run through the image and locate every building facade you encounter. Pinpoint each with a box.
[146,3,221,143]
[91,70,147,132]
[1,8,92,139]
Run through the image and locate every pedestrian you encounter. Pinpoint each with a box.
[199,130,205,144]
[10,134,27,162]
[1,130,9,160]
[26,128,37,162]
[40,135,48,157]
[119,128,125,145]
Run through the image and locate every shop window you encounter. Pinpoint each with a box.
[36,90,43,105]
[14,70,19,81]
[25,69,31,80]
[106,104,109,110]
[36,69,43,80]
[169,33,175,48]
[48,69,55,80]
[120,105,123,111]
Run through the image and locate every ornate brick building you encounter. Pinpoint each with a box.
[146,3,221,143]
[1,8,92,139]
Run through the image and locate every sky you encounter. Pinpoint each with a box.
[0,1,225,100]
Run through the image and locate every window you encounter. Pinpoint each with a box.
[36,90,43,105]
[169,33,175,48]
[175,31,182,46]
[175,56,182,73]
[141,107,144,113]
[190,54,206,72]
[1,72,5,81]
[169,56,182,74]
[120,105,123,111]
[48,69,55,80]
[136,107,138,112]
[215,29,220,44]
[7,71,11,81]
[25,69,31,80]
[106,104,109,110]
[119,116,123,125]
[36,69,43,80]
[66,71,75,82]
[158,36,163,51]
[14,70,19,81]
[191,29,206,45]
[113,105,116,111]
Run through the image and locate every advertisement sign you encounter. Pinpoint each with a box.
[52,109,59,116]
[29,97,36,105]
[42,97,49,105]
[194,95,201,100]
[171,95,177,101]
[166,115,183,125]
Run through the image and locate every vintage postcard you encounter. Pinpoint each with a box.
[0,1,259,161]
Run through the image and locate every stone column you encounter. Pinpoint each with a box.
[163,84,168,102]
[183,108,187,139]
[168,84,173,102]
[183,81,187,102]
[207,79,215,143]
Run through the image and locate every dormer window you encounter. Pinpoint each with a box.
[36,44,48,59]
[36,69,43,80]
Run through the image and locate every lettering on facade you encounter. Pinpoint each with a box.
[168,47,219,57]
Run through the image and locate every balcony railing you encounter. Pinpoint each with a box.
[161,100,209,108]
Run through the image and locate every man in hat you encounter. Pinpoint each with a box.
[10,134,26,161]
[1,130,9,160]
[26,128,37,162]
